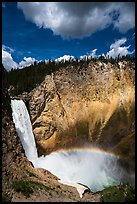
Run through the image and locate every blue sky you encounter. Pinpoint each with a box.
[2,2,135,71]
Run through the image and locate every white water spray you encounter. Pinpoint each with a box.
[11,99,134,198]
[11,100,38,162]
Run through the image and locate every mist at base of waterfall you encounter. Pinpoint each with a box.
[33,150,134,193]
[11,100,135,195]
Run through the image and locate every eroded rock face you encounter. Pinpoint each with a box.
[2,67,32,201]
[27,61,134,168]
[4,61,135,201]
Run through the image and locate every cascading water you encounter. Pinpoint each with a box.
[11,99,134,198]
[11,100,38,162]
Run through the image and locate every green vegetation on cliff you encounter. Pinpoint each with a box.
[6,55,134,96]
[2,191,11,202]
[12,180,52,197]
[101,184,135,202]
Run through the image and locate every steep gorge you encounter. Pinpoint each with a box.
[18,60,135,170]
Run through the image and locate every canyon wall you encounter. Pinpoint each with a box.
[21,60,134,168]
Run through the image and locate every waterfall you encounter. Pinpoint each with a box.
[11,100,38,162]
[11,99,134,198]
[11,99,90,197]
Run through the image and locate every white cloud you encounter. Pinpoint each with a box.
[89,49,97,58]
[18,57,37,68]
[2,47,38,71]
[106,38,135,58]
[2,49,18,71]
[80,49,97,60]
[17,2,135,39]
[79,38,134,60]
[55,55,75,62]
[80,55,88,60]
[2,45,15,53]
[113,3,135,33]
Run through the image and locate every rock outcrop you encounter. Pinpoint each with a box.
[25,60,135,170]
[2,66,30,201]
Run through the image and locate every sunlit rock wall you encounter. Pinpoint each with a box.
[28,60,135,168]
